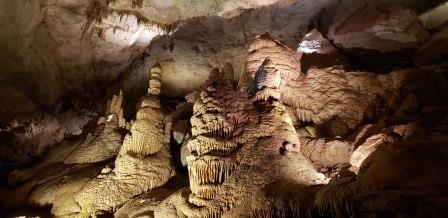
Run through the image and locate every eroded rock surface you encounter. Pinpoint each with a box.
[415,27,448,66]
[0,0,285,124]
[241,35,412,136]
[156,65,327,217]
[297,29,350,72]
[328,4,430,70]
[2,1,448,217]
[1,65,175,217]
[74,64,174,215]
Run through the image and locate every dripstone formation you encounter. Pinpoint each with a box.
[1,1,448,217]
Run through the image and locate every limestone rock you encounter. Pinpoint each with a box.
[349,133,388,173]
[113,176,187,218]
[173,131,185,144]
[351,124,382,149]
[2,1,448,217]
[317,140,448,217]
[0,110,93,172]
[144,1,332,97]
[391,123,424,140]
[394,94,419,118]
[0,0,286,120]
[300,138,352,169]
[172,119,190,145]
[100,0,282,27]
[243,35,414,132]
[74,64,175,215]
[329,5,430,52]
[156,66,327,217]
[298,29,350,72]
[0,84,36,125]
[414,28,448,66]
[328,4,430,70]
[179,142,189,167]
[419,1,448,29]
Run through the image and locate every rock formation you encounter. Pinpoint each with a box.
[74,64,175,216]
[156,65,327,217]
[1,1,448,217]
[241,35,412,136]
[297,29,350,72]
[328,4,431,70]
[1,90,126,215]
[1,64,175,216]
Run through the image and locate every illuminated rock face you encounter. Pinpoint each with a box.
[0,0,284,125]
[156,66,327,217]
[2,1,448,217]
[241,35,411,136]
[329,5,430,53]
[1,65,174,217]
[90,0,282,26]
[328,4,431,70]
[297,29,350,72]
[74,64,174,215]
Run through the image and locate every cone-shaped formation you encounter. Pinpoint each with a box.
[148,64,163,95]
[122,97,165,155]
[74,64,174,215]
[66,90,125,164]
[123,64,165,155]
[155,64,327,217]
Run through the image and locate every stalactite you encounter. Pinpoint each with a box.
[81,0,179,41]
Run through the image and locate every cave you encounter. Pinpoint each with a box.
[1,0,448,217]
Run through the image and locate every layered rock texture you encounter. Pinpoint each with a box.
[1,0,448,217]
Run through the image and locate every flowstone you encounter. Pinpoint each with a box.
[75,64,175,215]
[155,64,327,217]
[1,64,175,217]
[241,35,412,136]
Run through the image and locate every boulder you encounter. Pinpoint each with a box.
[172,119,190,144]
[180,142,189,167]
[328,4,430,71]
[414,28,448,66]
[300,138,352,168]
[351,124,382,149]
[419,1,448,29]
[314,0,439,36]
[350,133,388,173]
[297,29,350,72]
[394,93,419,117]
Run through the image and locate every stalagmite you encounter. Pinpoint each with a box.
[155,63,327,217]
[74,64,175,215]
[2,2,448,217]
